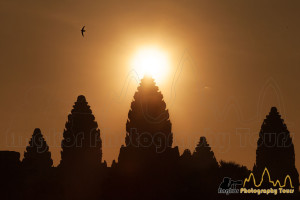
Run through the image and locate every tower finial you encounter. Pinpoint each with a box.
[77,95,86,102]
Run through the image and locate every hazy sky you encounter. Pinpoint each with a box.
[0,0,300,173]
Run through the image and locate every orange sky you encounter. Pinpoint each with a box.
[0,0,299,172]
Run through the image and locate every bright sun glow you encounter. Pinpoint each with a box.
[131,47,169,82]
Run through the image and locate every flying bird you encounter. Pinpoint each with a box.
[81,26,86,37]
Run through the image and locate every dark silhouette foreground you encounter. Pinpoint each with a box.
[0,77,299,200]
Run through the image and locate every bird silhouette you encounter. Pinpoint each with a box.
[81,26,86,37]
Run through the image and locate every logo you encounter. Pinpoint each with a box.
[218,168,294,195]
[218,177,243,195]
[241,168,294,195]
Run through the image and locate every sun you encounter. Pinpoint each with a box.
[131,47,170,83]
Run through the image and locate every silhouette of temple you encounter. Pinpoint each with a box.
[117,77,179,171]
[253,107,299,191]
[112,76,180,200]
[22,128,53,170]
[0,151,22,200]
[0,81,299,200]
[60,95,102,169]
[0,151,21,169]
[192,136,219,170]
[58,95,104,200]
[125,76,173,149]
